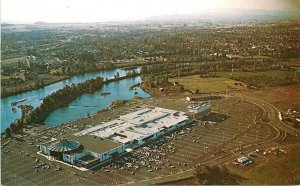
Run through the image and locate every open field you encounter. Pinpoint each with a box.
[169,70,299,95]
[169,75,244,93]
[166,142,300,185]
[279,60,300,67]
[243,86,300,111]
[169,70,299,113]
[226,142,300,185]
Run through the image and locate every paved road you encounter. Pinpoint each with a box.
[236,94,300,137]
[121,94,299,185]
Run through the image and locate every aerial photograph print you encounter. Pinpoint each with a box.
[1,0,300,185]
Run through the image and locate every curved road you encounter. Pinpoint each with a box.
[120,94,299,185]
[235,94,300,137]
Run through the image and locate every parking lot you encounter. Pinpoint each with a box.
[1,95,278,185]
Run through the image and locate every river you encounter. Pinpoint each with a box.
[1,67,150,132]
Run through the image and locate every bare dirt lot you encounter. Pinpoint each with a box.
[241,86,300,111]
[227,142,300,185]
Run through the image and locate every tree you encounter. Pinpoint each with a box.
[1,87,8,97]
[140,66,148,74]
[41,80,45,87]
[114,72,120,79]
[5,128,12,138]
[61,66,66,74]
[10,123,18,133]
[16,119,24,130]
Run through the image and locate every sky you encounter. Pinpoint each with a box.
[2,0,300,23]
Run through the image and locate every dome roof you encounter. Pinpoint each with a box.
[48,138,80,152]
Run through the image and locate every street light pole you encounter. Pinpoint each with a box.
[226,111,229,125]
[239,141,242,150]
[256,131,259,141]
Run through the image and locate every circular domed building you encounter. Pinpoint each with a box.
[48,138,81,159]
[39,138,81,160]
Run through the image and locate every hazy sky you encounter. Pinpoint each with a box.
[2,0,300,23]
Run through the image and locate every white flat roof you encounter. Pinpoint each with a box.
[74,107,189,144]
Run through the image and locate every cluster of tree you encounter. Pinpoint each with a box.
[199,72,218,78]
[1,77,24,86]
[30,77,104,123]
[141,74,170,88]
[114,72,120,79]
[1,61,115,97]
[1,77,69,98]
[125,69,138,77]
[1,83,43,98]
[140,59,282,76]
[1,58,51,76]
[5,105,33,138]
[111,100,129,108]
[5,77,104,137]
[283,118,300,128]
[140,58,297,90]
[34,80,45,88]
[194,165,243,185]
[129,83,141,90]
[54,61,115,76]
[232,75,299,88]
[140,64,172,74]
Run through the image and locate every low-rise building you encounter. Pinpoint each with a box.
[38,107,192,168]
[188,103,211,119]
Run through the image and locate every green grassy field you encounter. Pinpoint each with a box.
[169,70,298,94]
[169,75,243,93]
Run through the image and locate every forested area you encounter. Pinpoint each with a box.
[232,75,299,88]
[140,59,299,89]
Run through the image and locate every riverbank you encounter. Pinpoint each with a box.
[1,60,146,98]
[3,77,105,136]
[3,74,148,135]
[1,67,138,131]
[1,75,69,98]
[1,60,206,98]
[43,76,149,126]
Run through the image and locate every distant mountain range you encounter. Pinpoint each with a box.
[2,9,299,25]
[145,9,300,22]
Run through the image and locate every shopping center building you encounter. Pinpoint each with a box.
[38,107,192,168]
